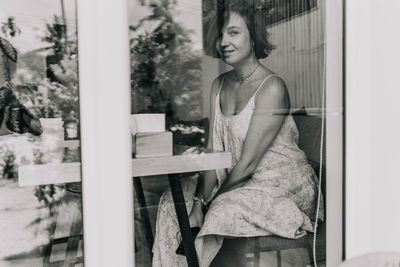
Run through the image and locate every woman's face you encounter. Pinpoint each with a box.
[216,12,253,66]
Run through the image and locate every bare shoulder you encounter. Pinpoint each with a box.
[210,71,229,96]
[255,74,290,109]
[259,74,288,96]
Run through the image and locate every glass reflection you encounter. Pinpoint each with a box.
[0,0,82,266]
[130,1,326,266]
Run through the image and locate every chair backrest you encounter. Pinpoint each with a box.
[293,109,326,261]
[292,110,326,204]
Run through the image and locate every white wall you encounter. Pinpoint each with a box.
[346,0,400,259]
[265,0,325,109]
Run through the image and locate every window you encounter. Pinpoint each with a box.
[129,0,343,266]
[1,1,345,266]
[0,0,83,265]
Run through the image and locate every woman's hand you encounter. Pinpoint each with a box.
[182,146,210,155]
[188,200,204,228]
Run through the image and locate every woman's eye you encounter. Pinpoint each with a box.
[228,31,238,36]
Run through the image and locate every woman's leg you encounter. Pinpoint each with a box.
[152,176,198,267]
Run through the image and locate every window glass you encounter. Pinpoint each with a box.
[263,0,318,25]
[129,0,329,266]
[0,0,83,266]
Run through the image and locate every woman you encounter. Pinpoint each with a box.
[152,1,323,266]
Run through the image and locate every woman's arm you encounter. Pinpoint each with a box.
[220,76,290,191]
[188,76,222,226]
[193,76,221,202]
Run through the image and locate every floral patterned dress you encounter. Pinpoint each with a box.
[152,74,323,267]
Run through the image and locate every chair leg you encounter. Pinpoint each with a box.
[42,242,54,267]
[43,192,84,267]
[277,250,282,267]
[63,217,83,267]
[307,242,314,266]
[43,204,60,267]
[253,239,260,267]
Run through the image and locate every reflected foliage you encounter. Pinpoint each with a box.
[130,0,202,121]
[1,17,21,38]
[0,148,18,179]
[13,16,79,123]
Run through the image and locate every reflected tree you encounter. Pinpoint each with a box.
[130,0,202,121]
[0,148,18,179]
[1,17,21,39]
[13,16,80,122]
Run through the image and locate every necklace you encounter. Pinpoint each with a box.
[236,64,259,84]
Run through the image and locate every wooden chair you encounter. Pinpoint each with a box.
[245,110,326,267]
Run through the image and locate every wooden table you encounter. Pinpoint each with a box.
[18,142,232,267]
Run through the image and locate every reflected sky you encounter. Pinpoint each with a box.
[0,0,76,52]
[0,0,202,52]
[128,0,202,50]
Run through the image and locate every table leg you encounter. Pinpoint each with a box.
[133,176,154,255]
[168,174,199,267]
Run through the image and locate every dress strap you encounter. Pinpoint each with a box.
[215,75,226,112]
[217,75,226,97]
[252,73,281,100]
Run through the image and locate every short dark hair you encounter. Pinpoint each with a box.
[203,0,275,59]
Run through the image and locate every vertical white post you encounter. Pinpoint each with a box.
[325,0,344,266]
[346,0,400,259]
[345,0,373,259]
[77,0,134,266]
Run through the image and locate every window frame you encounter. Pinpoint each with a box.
[325,0,344,265]
[77,0,344,266]
[77,0,134,266]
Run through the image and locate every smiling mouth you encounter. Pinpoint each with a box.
[222,50,235,56]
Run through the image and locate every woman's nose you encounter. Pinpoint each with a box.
[220,34,229,48]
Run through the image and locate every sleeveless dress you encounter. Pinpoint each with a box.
[152,74,323,267]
